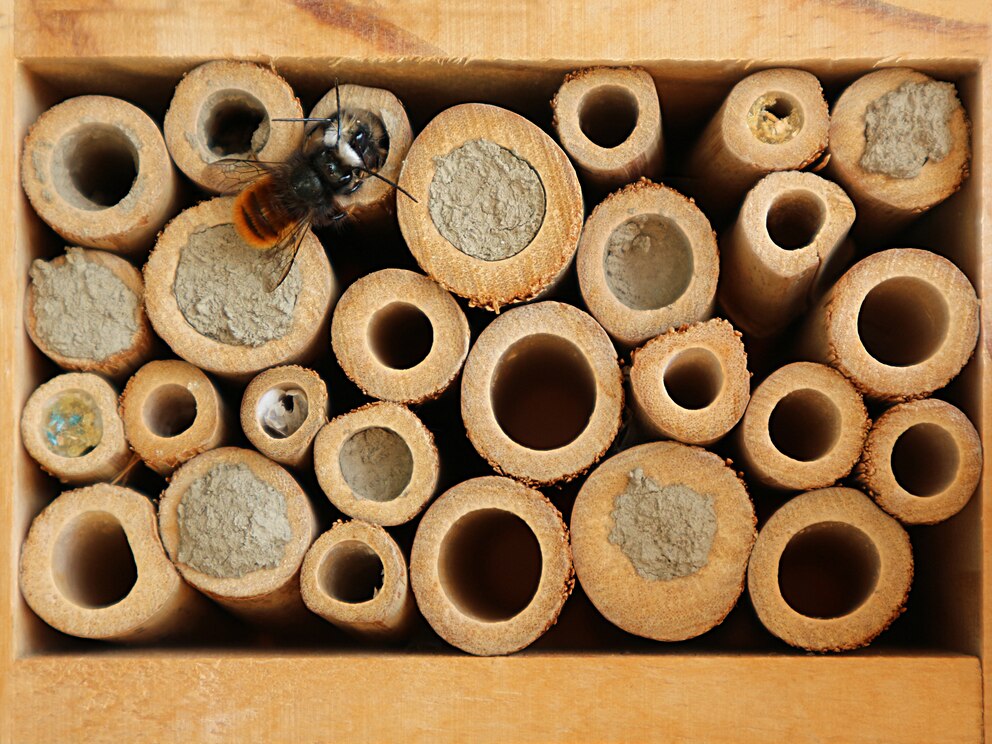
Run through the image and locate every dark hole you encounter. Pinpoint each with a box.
[53,512,138,609]
[368,302,434,370]
[66,126,137,208]
[857,278,949,367]
[204,98,267,157]
[143,384,197,438]
[663,348,724,410]
[766,191,826,250]
[768,389,841,462]
[318,542,384,604]
[578,86,639,148]
[891,423,960,496]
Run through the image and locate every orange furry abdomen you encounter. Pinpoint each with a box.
[232,178,295,250]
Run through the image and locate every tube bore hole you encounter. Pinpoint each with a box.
[768,389,842,462]
[778,522,881,619]
[891,423,960,497]
[604,214,693,310]
[339,427,414,502]
[439,508,542,622]
[52,511,137,608]
[143,384,197,438]
[318,541,384,604]
[491,335,597,451]
[58,125,138,209]
[578,85,640,149]
[368,302,434,370]
[256,386,309,439]
[663,348,724,410]
[766,191,826,250]
[748,92,804,145]
[202,93,269,157]
[857,278,949,367]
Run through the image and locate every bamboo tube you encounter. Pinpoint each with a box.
[19,483,202,641]
[576,179,718,347]
[828,68,970,236]
[802,248,979,403]
[300,520,416,642]
[20,95,180,254]
[143,197,336,382]
[163,60,303,193]
[461,301,623,486]
[158,447,317,625]
[748,486,913,651]
[20,373,131,485]
[856,399,981,525]
[26,247,154,381]
[120,360,230,476]
[629,318,750,446]
[686,69,829,213]
[738,362,869,491]
[241,365,329,469]
[551,67,663,191]
[410,475,573,656]
[396,103,584,312]
[313,401,439,527]
[309,84,413,220]
[718,171,856,338]
[570,441,756,641]
[331,269,470,404]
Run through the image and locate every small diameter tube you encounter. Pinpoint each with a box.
[120,359,230,476]
[461,301,624,486]
[737,361,869,491]
[551,67,663,191]
[801,248,979,403]
[570,441,756,641]
[19,484,202,641]
[410,476,574,656]
[748,487,913,651]
[331,268,470,404]
[397,103,584,312]
[300,520,416,643]
[21,373,131,485]
[629,318,750,446]
[21,95,180,254]
[164,60,303,193]
[576,179,719,348]
[856,399,981,525]
[718,171,856,338]
[313,401,439,527]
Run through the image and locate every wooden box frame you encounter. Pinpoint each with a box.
[1,1,989,741]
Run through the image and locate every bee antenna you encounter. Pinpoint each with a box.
[356,166,418,203]
[335,81,342,148]
[271,117,335,123]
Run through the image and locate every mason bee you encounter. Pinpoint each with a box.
[218,87,414,291]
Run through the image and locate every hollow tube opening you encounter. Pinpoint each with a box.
[768,388,842,462]
[765,190,826,250]
[318,540,384,604]
[663,347,725,410]
[256,385,310,439]
[747,92,804,145]
[58,125,138,210]
[367,302,434,370]
[577,85,639,149]
[52,511,138,609]
[202,92,269,157]
[143,384,198,438]
[857,277,950,367]
[890,422,960,497]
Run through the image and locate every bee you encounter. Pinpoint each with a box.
[217,86,414,291]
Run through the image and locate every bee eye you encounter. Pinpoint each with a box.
[355,131,366,143]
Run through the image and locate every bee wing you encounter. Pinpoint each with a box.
[261,216,313,293]
[211,157,277,194]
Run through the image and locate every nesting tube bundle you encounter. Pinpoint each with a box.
[313,401,439,527]
[576,180,719,347]
[857,399,981,525]
[158,447,317,624]
[748,487,913,651]
[26,248,154,381]
[551,67,664,191]
[241,365,329,469]
[21,373,131,485]
[120,360,230,476]
[629,319,750,446]
[570,441,756,641]
[300,520,416,642]
[828,68,970,236]
[738,362,869,491]
[331,269,470,404]
[687,69,829,213]
[19,484,202,641]
[397,103,584,311]
[718,171,856,338]
[143,197,336,381]
[461,301,623,486]
[410,476,573,656]
[164,60,304,193]
[802,248,979,402]
[21,95,180,254]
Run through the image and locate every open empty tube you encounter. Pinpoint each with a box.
[571,441,756,641]
[21,95,180,253]
[300,520,416,642]
[551,67,663,191]
[802,248,979,402]
[629,318,750,446]
[461,301,623,486]
[748,487,913,651]
[576,180,719,347]
[856,399,981,525]
[19,484,202,641]
[410,476,573,655]
[738,362,869,491]
[718,171,856,337]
